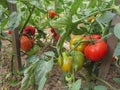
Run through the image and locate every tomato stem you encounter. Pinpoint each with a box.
[73,6,117,26]
[70,40,90,53]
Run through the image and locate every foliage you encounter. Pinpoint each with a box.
[0,0,120,90]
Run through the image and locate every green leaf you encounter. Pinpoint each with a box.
[70,0,83,15]
[35,60,53,90]
[113,77,120,84]
[21,60,38,90]
[8,79,20,87]
[50,15,72,28]
[98,11,115,24]
[114,23,120,39]
[94,85,107,90]
[30,1,47,13]
[70,79,81,90]
[88,0,97,8]
[113,43,120,56]
[7,11,23,30]
[44,51,55,57]
[26,55,39,63]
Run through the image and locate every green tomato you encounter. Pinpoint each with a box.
[58,52,72,72]
[71,51,84,71]
[26,45,39,56]
[65,73,73,82]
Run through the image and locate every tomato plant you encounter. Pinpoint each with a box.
[1,0,120,90]
[84,40,108,61]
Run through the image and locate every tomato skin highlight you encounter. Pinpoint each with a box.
[84,40,107,61]
[58,52,72,72]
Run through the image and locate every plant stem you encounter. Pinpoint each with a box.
[20,6,35,34]
[70,40,90,53]
[92,74,117,90]
[0,35,12,42]
[73,7,114,25]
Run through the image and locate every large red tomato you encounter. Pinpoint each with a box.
[84,40,107,61]
[20,35,34,51]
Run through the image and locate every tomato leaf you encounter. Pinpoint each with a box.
[21,59,38,90]
[70,79,81,90]
[35,60,53,90]
[114,23,120,39]
[8,79,20,87]
[98,11,115,24]
[44,51,55,57]
[113,77,120,84]
[113,42,120,56]
[94,85,107,90]
[21,56,53,90]
[70,0,83,15]
[50,15,72,28]
[6,11,23,30]
[29,1,47,13]
[88,0,97,8]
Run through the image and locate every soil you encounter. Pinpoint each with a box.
[0,40,120,90]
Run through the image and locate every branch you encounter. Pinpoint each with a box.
[20,6,35,34]
[73,7,114,25]
[92,74,117,90]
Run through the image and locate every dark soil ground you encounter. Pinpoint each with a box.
[0,40,120,90]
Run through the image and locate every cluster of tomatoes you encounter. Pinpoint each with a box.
[48,10,60,41]
[57,34,108,73]
[20,26,35,51]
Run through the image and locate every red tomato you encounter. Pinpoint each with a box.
[48,10,59,19]
[23,26,35,35]
[20,35,33,51]
[7,30,12,34]
[55,34,60,41]
[84,40,107,61]
[85,34,101,40]
[50,27,55,33]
